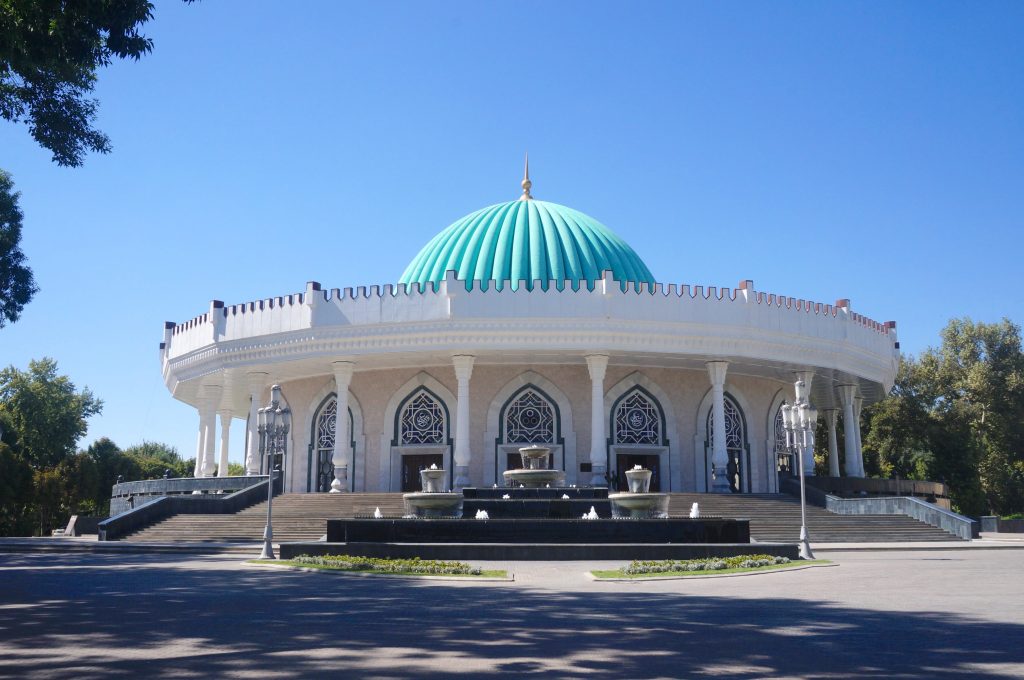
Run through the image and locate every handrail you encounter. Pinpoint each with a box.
[825,495,977,540]
[98,473,279,541]
[111,475,266,498]
[803,476,948,499]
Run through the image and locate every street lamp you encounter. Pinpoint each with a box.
[781,379,817,560]
[257,385,290,560]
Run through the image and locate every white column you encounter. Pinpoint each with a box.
[330,361,355,493]
[838,385,860,478]
[796,372,816,476]
[707,361,731,492]
[825,409,841,477]
[193,411,205,479]
[200,386,220,478]
[585,353,610,486]
[217,410,231,477]
[244,372,267,475]
[452,355,475,490]
[853,396,865,477]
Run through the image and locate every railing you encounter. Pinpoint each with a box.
[826,495,978,540]
[109,475,268,516]
[98,473,279,541]
[780,477,975,540]
[803,476,949,505]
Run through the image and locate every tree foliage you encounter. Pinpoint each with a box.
[0,170,36,327]
[0,0,155,166]
[863,318,1024,515]
[0,357,102,469]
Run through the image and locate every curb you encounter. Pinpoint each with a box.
[588,561,837,582]
[248,560,515,581]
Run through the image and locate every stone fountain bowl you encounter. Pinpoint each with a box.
[608,492,669,519]
[502,468,567,489]
[419,468,447,494]
[518,445,552,470]
[625,468,653,494]
[402,492,463,518]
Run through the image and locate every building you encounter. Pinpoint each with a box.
[159,167,898,495]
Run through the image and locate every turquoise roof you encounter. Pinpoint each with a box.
[399,199,656,291]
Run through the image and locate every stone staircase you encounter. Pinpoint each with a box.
[121,493,406,543]
[667,493,963,543]
[119,492,963,543]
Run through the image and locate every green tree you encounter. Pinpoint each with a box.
[0,0,155,166]
[0,441,33,535]
[0,170,36,327]
[0,358,102,469]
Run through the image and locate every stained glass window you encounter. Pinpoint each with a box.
[399,390,445,444]
[503,388,555,443]
[614,389,662,445]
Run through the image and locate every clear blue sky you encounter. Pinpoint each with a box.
[1,1,1022,465]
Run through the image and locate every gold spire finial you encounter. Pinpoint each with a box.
[519,152,533,200]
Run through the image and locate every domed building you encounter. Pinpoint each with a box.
[160,165,899,496]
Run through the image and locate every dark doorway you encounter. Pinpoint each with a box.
[401,453,445,492]
[615,453,661,492]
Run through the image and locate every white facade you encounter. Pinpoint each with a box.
[160,271,898,494]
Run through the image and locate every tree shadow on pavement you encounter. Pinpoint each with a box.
[0,552,1021,679]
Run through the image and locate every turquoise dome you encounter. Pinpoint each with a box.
[399,199,655,291]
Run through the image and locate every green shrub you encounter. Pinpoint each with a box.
[291,554,481,575]
[622,554,790,575]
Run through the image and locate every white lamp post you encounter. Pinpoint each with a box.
[257,385,290,560]
[781,379,817,560]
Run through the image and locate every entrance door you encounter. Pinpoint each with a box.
[615,453,661,492]
[401,453,445,492]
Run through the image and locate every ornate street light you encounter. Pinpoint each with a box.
[257,385,290,560]
[781,379,817,560]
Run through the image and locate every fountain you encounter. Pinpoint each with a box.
[402,464,462,518]
[501,445,566,488]
[608,465,670,518]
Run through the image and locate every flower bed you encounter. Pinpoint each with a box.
[623,554,791,575]
[289,554,483,575]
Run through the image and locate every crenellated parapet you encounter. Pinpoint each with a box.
[161,271,899,402]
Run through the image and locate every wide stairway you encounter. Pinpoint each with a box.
[668,493,962,543]
[120,492,963,543]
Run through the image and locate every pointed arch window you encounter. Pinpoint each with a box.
[503,388,556,444]
[707,394,748,492]
[614,389,663,445]
[773,406,791,474]
[399,390,446,445]
[312,395,354,493]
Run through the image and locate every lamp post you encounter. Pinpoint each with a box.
[257,385,290,560]
[781,379,817,560]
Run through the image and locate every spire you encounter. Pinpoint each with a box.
[519,152,533,200]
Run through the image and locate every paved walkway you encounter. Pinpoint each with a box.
[0,548,1022,678]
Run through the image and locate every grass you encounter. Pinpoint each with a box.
[592,559,831,579]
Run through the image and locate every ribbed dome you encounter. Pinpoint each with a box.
[399,199,655,291]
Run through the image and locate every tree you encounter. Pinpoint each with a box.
[0,357,102,469]
[0,0,155,166]
[123,440,191,479]
[0,170,36,327]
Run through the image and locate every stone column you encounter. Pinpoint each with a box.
[244,373,267,475]
[838,385,860,478]
[200,386,221,478]
[193,410,205,479]
[330,361,355,493]
[825,409,841,477]
[452,355,475,490]
[217,410,232,477]
[706,361,731,492]
[585,354,610,486]
[853,396,865,477]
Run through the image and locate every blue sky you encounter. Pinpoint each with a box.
[1,1,1022,464]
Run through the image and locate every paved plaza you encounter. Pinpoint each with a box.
[0,548,1022,678]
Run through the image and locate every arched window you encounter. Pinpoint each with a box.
[399,389,446,444]
[614,389,663,445]
[707,395,748,492]
[773,406,791,474]
[503,388,556,444]
[311,396,354,493]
